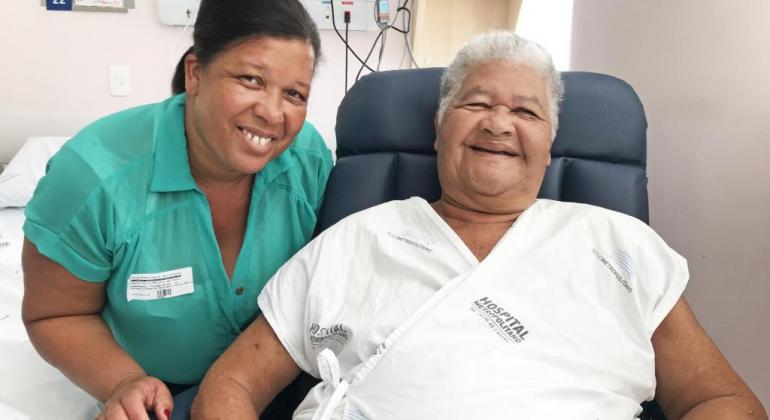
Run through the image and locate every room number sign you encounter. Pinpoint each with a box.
[46,0,73,10]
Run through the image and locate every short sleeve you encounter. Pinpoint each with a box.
[258,237,325,376]
[314,149,333,214]
[290,122,333,213]
[310,130,333,214]
[631,222,690,335]
[23,144,114,282]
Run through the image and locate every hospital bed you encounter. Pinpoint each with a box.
[0,136,100,420]
[170,68,666,419]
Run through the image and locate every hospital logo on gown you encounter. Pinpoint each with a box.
[470,297,530,343]
[308,323,353,350]
[592,249,635,293]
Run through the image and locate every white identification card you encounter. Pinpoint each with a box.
[126,267,194,302]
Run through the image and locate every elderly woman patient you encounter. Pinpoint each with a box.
[192,32,766,419]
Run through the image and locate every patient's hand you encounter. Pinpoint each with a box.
[96,374,173,420]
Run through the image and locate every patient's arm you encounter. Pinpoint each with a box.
[21,239,173,420]
[191,315,301,420]
[653,297,767,419]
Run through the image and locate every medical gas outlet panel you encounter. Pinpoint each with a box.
[300,0,384,31]
[157,0,384,30]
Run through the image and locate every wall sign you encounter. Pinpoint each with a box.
[46,0,73,11]
[42,0,134,12]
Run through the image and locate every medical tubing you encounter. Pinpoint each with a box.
[399,0,419,69]
[355,28,386,82]
[404,28,419,68]
[376,30,387,71]
[392,0,418,68]
[389,0,412,34]
[398,33,408,69]
[333,0,413,78]
[169,1,199,70]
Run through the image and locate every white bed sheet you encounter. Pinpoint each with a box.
[0,208,99,420]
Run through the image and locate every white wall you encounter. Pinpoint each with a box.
[0,3,184,113]
[0,0,408,161]
[571,0,770,408]
[515,0,573,70]
[0,1,180,161]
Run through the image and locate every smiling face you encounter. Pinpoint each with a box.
[184,36,314,182]
[434,59,554,213]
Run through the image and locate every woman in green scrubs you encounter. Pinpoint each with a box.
[20,1,331,418]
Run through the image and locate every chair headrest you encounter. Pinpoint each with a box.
[335,68,647,167]
[336,68,443,157]
[556,72,647,165]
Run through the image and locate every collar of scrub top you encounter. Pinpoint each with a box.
[150,93,199,193]
[149,93,306,194]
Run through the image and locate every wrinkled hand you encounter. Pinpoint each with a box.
[95,374,173,420]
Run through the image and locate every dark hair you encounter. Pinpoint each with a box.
[171,0,321,95]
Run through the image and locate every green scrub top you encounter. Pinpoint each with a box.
[23,94,333,384]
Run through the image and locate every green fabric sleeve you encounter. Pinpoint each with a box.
[23,144,113,282]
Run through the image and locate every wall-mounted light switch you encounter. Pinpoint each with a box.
[109,65,131,97]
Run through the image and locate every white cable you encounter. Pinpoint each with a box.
[397,1,408,69]
[169,3,199,68]
[372,0,388,73]
[171,23,192,68]
[401,1,419,68]
[404,30,419,68]
[398,35,408,69]
[376,30,387,71]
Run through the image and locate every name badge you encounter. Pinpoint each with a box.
[127,267,194,302]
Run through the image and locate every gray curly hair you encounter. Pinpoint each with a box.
[437,31,564,139]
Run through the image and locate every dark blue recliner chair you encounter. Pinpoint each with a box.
[314,67,664,420]
[321,67,649,228]
[170,68,665,420]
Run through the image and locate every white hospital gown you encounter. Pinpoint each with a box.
[258,198,688,420]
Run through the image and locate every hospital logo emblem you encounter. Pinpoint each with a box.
[470,297,529,343]
[309,323,353,350]
[592,249,635,293]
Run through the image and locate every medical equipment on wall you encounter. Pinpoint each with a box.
[157,0,199,26]
[301,0,415,92]
[375,0,390,29]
